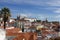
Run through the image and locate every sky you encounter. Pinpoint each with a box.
[0,0,60,21]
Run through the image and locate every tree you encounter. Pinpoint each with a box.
[1,7,11,29]
[35,20,41,22]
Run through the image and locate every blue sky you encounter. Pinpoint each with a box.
[0,0,60,21]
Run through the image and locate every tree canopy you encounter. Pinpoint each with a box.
[0,7,11,29]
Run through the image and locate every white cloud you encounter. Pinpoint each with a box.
[55,10,60,13]
[1,0,60,6]
[37,14,50,20]
[0,0,49,6]
[38,15,45,19]
[0,0,23,4]
[53,8,60,13]
[20,14,28,17]
[1,0,60,21]
[55,15,60,18]
[19,13,32,17]
[47,0,60,6]
[0,0,60,6]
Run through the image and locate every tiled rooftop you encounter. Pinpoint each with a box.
[4,26,37,40]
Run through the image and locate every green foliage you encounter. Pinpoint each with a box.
[36,20,41,22]
[0,7,11,29]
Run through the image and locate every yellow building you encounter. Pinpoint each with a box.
[36,25,44,30]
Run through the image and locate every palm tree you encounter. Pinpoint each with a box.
[1,7,11,29]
